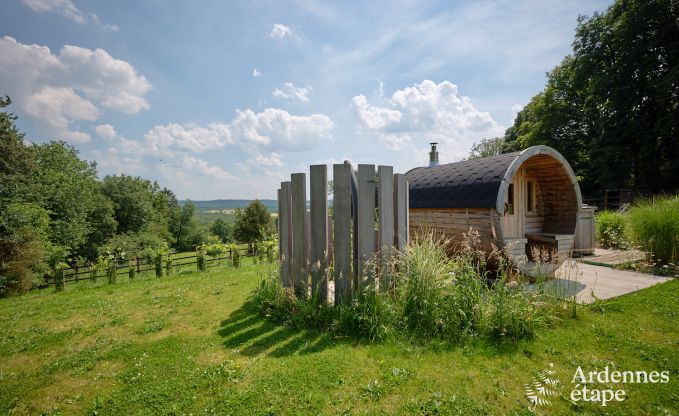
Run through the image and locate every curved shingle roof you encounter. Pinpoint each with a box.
[406,152,521,208]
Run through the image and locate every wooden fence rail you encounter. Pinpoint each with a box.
[45,247,256,286]
[277,163,409,305]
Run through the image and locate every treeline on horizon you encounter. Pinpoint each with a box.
[469,0,679,197]
[0,96,274,296]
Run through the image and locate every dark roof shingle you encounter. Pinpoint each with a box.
[406,152,521,208]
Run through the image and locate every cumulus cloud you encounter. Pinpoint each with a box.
[252,68,261,78]
[270,23,293,39]
[181,156,235,181]
[272,82,312,103]
[0,36,151,142]
[94,123,117,140]
[352,80,503,159]
[23,0,118,30]
[144,108,333,157]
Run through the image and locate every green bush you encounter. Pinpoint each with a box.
[627,195,679,264]
[595,210,628,249]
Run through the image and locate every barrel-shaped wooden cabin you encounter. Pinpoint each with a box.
[406,145,582,267]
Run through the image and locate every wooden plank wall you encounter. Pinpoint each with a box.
[310,164,328,301]
[378,166,394,289]
[357,164,376,284]
[291,173,308,296]
[333,163,352,304]
[278,164,409,304]
[279,182,292,288]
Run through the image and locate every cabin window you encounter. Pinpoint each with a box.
[506,184,514,215]
[527,181,534,212]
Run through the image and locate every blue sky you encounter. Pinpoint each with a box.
[1,0,611,199]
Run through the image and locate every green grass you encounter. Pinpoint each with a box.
[1,261,678,415]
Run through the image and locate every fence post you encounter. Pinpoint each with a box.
[54,267,64,292]
[394,173,409,252]
[291,173,308,297]
[357,164,376,285]
[279,182,292,289]
[154,253,163,277]
[129,260,136,280]
[333,164,352,304]
[166,253,173,276]
[378,165,394,290]
[310,164,328,302]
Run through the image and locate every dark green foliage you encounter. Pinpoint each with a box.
[467,137,505,160]
[233,200,273,248]
[230,244,241,268]
[504,0,679,195]
[209,218,232,243]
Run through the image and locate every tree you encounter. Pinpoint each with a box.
[168,201,204,251]
[101,174,164,235]
[503,0,679,196]
[467,137,506,160]
[31,142,100,252]
[233,200,273,249]
[210,218,233,243]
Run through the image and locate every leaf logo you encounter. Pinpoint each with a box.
[525,363,561,410]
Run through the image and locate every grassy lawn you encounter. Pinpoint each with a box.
[1,261,677,415]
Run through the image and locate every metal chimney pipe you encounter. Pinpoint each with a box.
[428,142,439,167]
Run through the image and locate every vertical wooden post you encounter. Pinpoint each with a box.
[277,187,282,259]
[333,164,352,304]
[378,166,394,290]
[280,182,292,288]
[357,164,376,285]
[291,173,308,297]
[394,173,409,252]
[310,165,328,301]
[54,268,64,292]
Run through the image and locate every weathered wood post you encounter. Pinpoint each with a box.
[357,164,376,285]
[54,267,64,292]
[154,253,163,277]
[333,164,352,304]
[279,181,292,288]
[378,166,394,290]
[128,259,136,280]
[291,173,308,297]
[394,173,409,252]
[310,165,328,302]
[165,253,173,276]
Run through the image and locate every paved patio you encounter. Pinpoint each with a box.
[542,259,672,304]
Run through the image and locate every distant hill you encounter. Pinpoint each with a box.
[180,199,278,212]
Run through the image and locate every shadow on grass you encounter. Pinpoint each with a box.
[217,301,340,357]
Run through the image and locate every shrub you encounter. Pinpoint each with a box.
[595,210,628,249]
[627,195,679,264]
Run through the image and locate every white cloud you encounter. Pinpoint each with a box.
[352,80,503,159]
[272,82,312,103]
[252,68,261,78]
[94,123,117,140]
[0,36,151,142]
[144,108,333,156]
[181,156,235,181]
[229,108,333,152]
[23,0,118,30]
[270,23,294,39]
[144,123,230,156]
[510,103,524,124]
[23,0,85,23]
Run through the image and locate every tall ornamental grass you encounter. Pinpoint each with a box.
[252,231,565,344]
[627,195,679,264]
